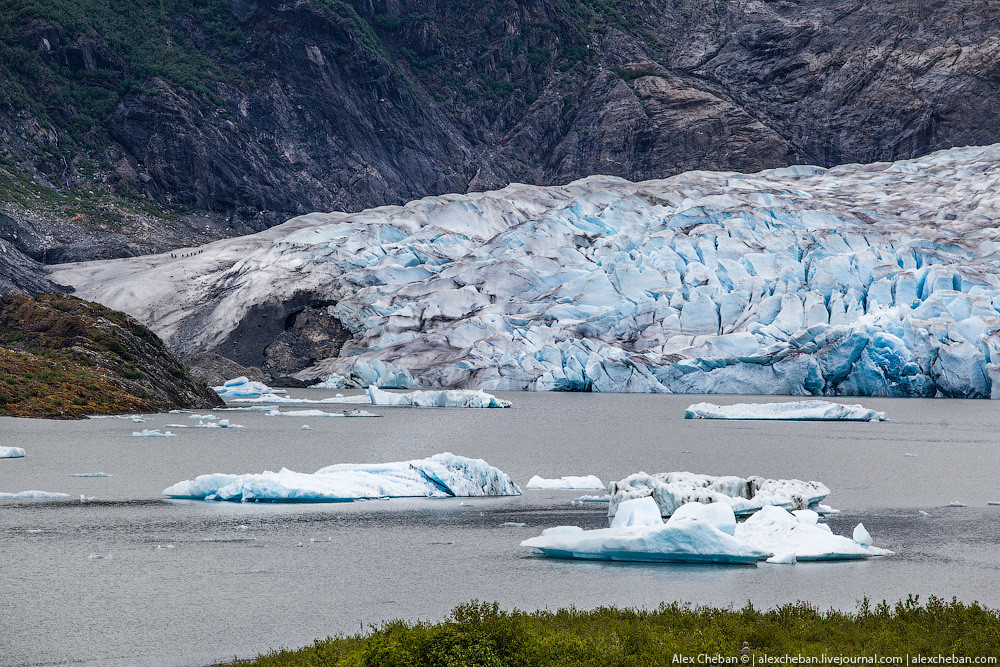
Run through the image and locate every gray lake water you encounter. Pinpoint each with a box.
[2,391,1000,667]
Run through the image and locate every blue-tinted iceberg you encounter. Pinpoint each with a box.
[1,446,26,458]
[163,452,521,502]
[523,498,889,564]
[608,471,830,519]
[0,490,69,499]
[685,400,887,421]
[213,377,286,398]
[526,475,605,490]
[55,145,1000,398]
[233,386,510,408]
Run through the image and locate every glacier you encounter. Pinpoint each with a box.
[162,452,521,502]
[522,497,887,564]
[51,145,1000,397]
[1,447,26,458]
[608,471,830,519]
[684,400,887,421]
[526,475,605,490]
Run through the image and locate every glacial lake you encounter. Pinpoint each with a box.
[3,391,1000,667]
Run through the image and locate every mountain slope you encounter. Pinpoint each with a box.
[3,0,1000,263]
[51,145,1000,398]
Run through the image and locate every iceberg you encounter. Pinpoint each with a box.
[523,498,889,564]
[1,446,26,458]
[132,429,176,437]
[213,377,286,398]
[734,506,891,560]
[526,475,605,490]
[608,471,830,519]
[67,473,112,477]
[164,419,243,429]
[684,400,887,421]
[54,145,1000,399]
[162,452,521,502]
[521,497,770,564]
[265,408,379,418]
[232,386,510,408]
[0,490,70,499]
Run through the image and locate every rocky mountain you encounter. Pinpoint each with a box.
[2,0,1000,272]
[0,292,223,418]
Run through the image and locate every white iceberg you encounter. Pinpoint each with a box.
[0,490,70,499]
[684,401,887,422]
[734,506,891,560]
[213,377,286,398]
[67,472,112,477]
[162,452,521,502]
[522,497,770,564]
[608,471,830,519]
[233,386,510,408]
[264,408,379,418]
[132,429,176,437]
[1,446,26,458]
[54,145,1000,399]
[524,498,889,564]
[526,475,605,490]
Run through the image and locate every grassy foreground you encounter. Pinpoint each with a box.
[228,598,1000,666]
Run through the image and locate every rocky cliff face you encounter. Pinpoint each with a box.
[1,0,999,269]
[0,293,224,418]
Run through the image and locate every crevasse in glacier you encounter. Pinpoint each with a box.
[52,145,1000,397]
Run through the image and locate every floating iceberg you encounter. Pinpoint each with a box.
[526,475,605,490]
[54,145,1000,398]
[213,377,286,398]
[0,490,70,499]
[524,498,889,564]
[522,497,770,564]
[735,506,891,561]
[164,419,243,429]
[162,452,521,502]
[67,473,112,477]
[132,429,176,437]
[608,471,830,519]
[685,400,887,421]
[265,408,379,418]
[0,447,26,458]
[233,386,510,408]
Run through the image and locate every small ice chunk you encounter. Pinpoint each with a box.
[526,475,605,490]
[574,494,611,503]
[918,510,932,517]
[766,552,797,564]
[266,408,378,418]
[988,502,1000,507]
[685,400,887,422]
[68,472,112,477]
[132,429,176,437]
[301,425,313,430]
[853,523,873,546]
[501,522,527,527]
[904,453,917,457]
[189,413,217,420]
[88,554,112,560]
[80,495,95,502]
[792,509,820,525]
[948,501,967,507]
[666,501,737,536]
[0,447,26,458]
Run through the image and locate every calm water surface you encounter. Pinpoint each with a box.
[2,392,999,667]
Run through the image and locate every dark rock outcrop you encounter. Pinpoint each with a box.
[2,0,999,269]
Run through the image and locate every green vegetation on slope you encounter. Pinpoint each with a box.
[0,292,222,418]
[227,598,1000,666]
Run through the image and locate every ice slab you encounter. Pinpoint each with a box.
[213,377,286,398]
[162,452,521,502]
[525,498,889,564]
[265,408,379,418]
[685,400,887,422]
[735,506,891,560]
[0,490,70,499]
[132,429,176,437]
[526,475,605,490]
[1,446,26,458]
[608,471,830,519]
[522,497,770,564]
